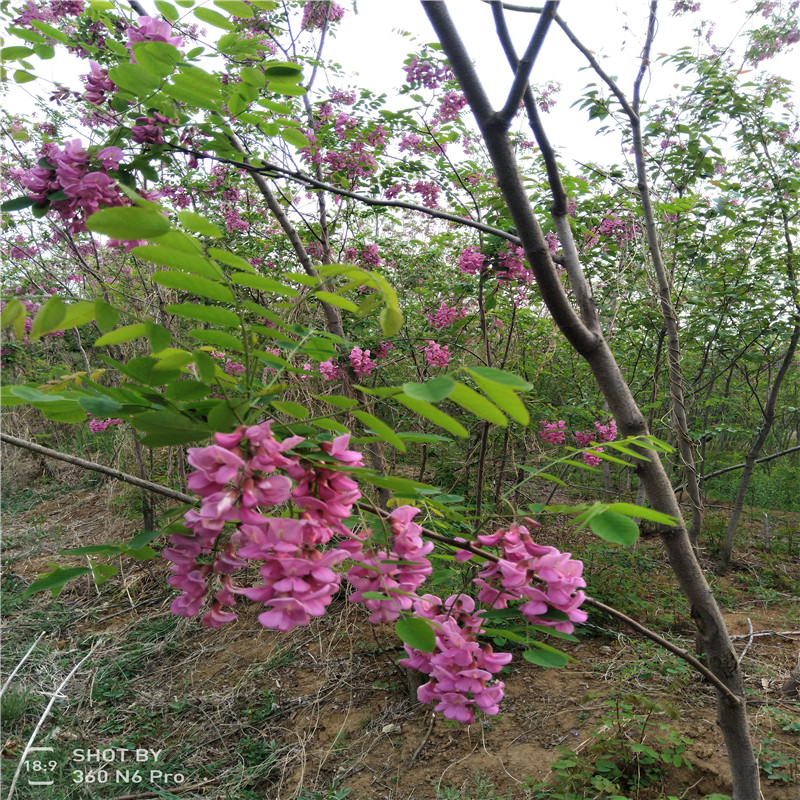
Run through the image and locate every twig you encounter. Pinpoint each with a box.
[730,630,800,640]
[0,633,45,701]
[5,642,101,800]
[1,433,195,506]
[408,712,436,768]
[738,618,754,665]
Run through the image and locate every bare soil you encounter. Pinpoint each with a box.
[2,484,798,800]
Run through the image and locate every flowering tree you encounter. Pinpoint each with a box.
[2,1,799,797]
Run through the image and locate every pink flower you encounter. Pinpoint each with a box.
[126,15,184,58]
[458,246,486,275]
[300,1,345,30]
[539,420,566,445]
[319,358,343,381]
[349,346,376,378]
[424,340,450,369]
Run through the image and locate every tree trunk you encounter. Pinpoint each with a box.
[422,4,760,797]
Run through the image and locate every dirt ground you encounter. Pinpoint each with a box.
[2,481,799,800]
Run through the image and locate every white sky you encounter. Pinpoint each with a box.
[5,0,798,169]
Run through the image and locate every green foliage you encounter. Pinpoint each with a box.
[527,696,694,800]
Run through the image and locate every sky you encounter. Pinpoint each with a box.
[5,0,798,169]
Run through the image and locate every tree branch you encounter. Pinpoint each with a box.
[497,1,558,127]
[0,433,195,505]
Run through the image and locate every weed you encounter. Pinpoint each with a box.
[526,695,693,800]
[436,769,515,799]
[0,685,37,727]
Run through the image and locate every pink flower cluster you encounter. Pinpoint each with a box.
[20,140,126,233]
[163,424,362,630]
[88,417,123,433]
[126,16,184,59]
[349,346,376,378]
[166,428,590,722]
[132,113,177,146]
[424,340,450,369]
[319,358,344,381]
[82,61,115,105]
[427,301,465,329]
[539,420,566,445]
[498,246,532,284]
[400,594,512,723]
[374,340,395,359]
[434,91,468,125]
[301,0,345,30]
[403,55,454,89]
[347,506,434,623]
[469,523,587,634]
[458,246,486,275]
[574,420,617,466]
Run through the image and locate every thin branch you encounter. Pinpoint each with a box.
[676,444,800,491]
[0,433,195,505]
[170,145,526,249]
[0,633,45,700]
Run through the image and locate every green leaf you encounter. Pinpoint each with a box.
[588,510,640,546]
[194,6,234,28]
[240,66,265,86]
[312,291,358,312]
[231,272,299,297]
[522,649,568,668]
[128,530,163,549]
[166,68,222,110]
[312,417,350,434]
[86,207,170,240]
[60,544,121,556]
[379,306,404,336]
[466,366,532,390]
[215,0,253,14]
[166,303,240,328]
[131,41,180,79]
[108,62,161,96]
[30,20,68,42]
[449,382,507,426]
[395,395,468,437]
[465,369,529,426]
[29,296,66,340]
[152,271,235,303]
[1,298,25,330]
[188,329,243,352]
[314,394,358,410]
[154,0,179,19]
[395,616,436,652]
[131,244,223,279]
[146,321,172,353]
[208,247,256,272]
[176,210,223,238]
[194,350,216,384]
[78,396,123,417]
[94,323,148,346]
[58,300,96,331]
[94,299,120,333]
[13,70,37,84]
[606,503,677,526]
[280,127,311,148]
[1,46,35,61]
[271,400,310,419]
[23,566,92,598]
[402,376,455,403]
[352,410,406,451]
[1,196,36,212]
